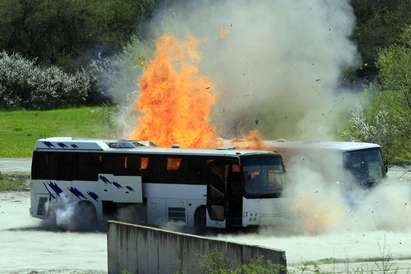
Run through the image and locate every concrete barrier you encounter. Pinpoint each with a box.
[107,221,286,274]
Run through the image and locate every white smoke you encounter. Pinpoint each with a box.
[346,179,411,232]
[259,156,411,235]
[98,0,411,236]
[42,195,99,231]
[102,0,362,139]
[135,0,359,139]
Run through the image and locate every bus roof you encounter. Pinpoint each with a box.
[266,140,381,152]
[34,137,278,157]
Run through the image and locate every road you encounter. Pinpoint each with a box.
[2,191,411,273]
[0,158,31,174]
[0,192,106,273]
[222,166,411,272]
[0,159,410,273]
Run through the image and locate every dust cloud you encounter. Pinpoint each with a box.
[107,0,360,139]
[100,0,411,236]
[41,195,101,231]
[281,156,411,235]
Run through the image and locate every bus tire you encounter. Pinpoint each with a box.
[73,201,97,231]
[194,206,206,233]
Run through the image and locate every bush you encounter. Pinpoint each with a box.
[345,89,411,164]
[0,51,110,109]
[198,251,285,274]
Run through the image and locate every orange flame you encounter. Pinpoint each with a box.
[128,35,218,148]
[129,34,272,151]
[232,130,272,150]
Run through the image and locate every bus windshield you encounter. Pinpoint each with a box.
[343,148,385,186]
[241,156,285,197]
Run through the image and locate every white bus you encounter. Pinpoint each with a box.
[266,140,387,189]
[30,137,286,229]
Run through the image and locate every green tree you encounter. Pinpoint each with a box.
[0,0,161,70]
[347,25,411,163]
[377,25,411,135]
[351,0,411,78]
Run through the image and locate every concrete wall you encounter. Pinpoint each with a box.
[107,221,287,274]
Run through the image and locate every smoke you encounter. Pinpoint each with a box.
[257,155,411,236]
[104,0,359,139]
[97,0,411,236]
[347,180,411,232]
[282,154,350,234]
[41,195,100,231]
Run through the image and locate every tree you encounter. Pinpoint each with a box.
[0,0,162,70]
[351,0,411,79]
[377,24,411,136]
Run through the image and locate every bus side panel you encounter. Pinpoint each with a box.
[30,179,73,219]
[97,174,143,204]
[242,197,288,227]
[71,180,101,218]
[144,183,206,227]
[30,180,50,218]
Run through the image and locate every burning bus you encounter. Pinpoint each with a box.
[30,137,287,229]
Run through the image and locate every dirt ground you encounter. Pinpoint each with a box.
[0,164,410,273]
[0,192,106,274]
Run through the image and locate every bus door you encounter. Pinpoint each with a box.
[206,159,242,228]
[206,159,226,228]
[227,163,243,227]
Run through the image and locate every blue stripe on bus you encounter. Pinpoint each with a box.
[126,186,134,191]
[99,175,111,184]
[57,143,67,148]
[43,183,56,199]
[87,191,99,201]
[112,182,122,188]
[68,187,87,200]
[43,141,55,148]
[48,182,63,196]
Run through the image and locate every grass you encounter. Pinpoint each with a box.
[198,250,411,274]
[0,106,116,157]
[0,172,29,191]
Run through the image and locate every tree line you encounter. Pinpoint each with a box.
[0,0,409,76]
[0,0,161,70]
[0,0,409,161]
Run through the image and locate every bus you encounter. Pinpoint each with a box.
[30,137,287,229]
[266,140,387,189]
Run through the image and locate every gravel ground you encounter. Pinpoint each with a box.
[0,192,107,274]
[0,159,410,273]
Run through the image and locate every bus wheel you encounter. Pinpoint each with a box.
[194,206,206,233]
[73,201,97,231]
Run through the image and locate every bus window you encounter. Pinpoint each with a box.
[343,148,384,186]
[124,155,140,173]
[77,153,101,181]
[242,156,284,198]
[186,158,207,184]
[140,157,149,170]
[55,152,75,181]
[232,164,240,173]
[124,157,128,169]
[167,158,182,171]
[32,151,49,179]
